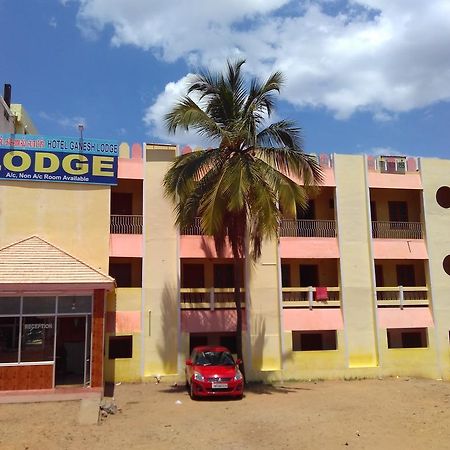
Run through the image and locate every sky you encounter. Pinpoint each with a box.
[1,0,450,158]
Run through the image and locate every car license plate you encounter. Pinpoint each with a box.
[212,382,228,389]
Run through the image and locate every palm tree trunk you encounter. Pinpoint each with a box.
[234,257,245,380]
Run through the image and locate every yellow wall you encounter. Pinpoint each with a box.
[104,288,142,382]
[247,239,282,374]
[420,158,450,380]
[378,328,439,378]
[142,145,179,378]
[281,331,347,380]
[0,181,110,273]
[334,154,378,368]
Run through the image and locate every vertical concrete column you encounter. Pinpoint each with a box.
[420,158,450,380]
[247,238,282,377]
[334,154,378,368]
[91,289,106,388]
[142,144,179,378]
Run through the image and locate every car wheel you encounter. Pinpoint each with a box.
[189,382,197,400]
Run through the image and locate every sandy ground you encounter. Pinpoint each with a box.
[1,377,450,450]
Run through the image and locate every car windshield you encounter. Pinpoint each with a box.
[195,351,235,366]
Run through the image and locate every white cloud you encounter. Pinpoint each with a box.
[73,0,450,120]
[39,112,87,132]
[371,146,403,156]
[143,74,218,146]
[49,17,57,28]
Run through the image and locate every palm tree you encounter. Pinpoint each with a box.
[163,59,323,370]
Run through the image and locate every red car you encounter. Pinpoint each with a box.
[185,346,244,399]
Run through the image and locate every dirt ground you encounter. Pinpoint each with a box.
[1,377,450,450]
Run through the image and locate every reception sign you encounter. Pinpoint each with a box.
[0,134,119,185]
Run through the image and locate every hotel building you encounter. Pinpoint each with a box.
[1,90,450,392]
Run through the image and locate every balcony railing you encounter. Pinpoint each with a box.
[110,215,143,234]
[180,288,245,310]
[282,287,340,309]
[280,219,336,238]
[371,221,423,239]
[181,217,202,235]
[376,286,429,308]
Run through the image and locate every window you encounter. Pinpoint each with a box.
[214,264,234,288]
[181,264,205,288]
[111,192,133,215]
[387,328,428,349]
[22,296,56,315]
[58,296,92,314]
[299,265,319,287]
[297,200,315,220]
[21,317,55,362]
[281,264,291,287]
[0,317,20,363]
[292,330,337,351]
[388,201,408,222]
[109,335,133,359]
[436,186,450,209]
[396,265,416,286]
[109,263,132,287]
[0,295,92,365]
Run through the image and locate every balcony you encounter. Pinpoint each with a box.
[110,215,143,234]
[181,217,202,235]
[180,288,245,310]
[182,218,337,238]
[376,286,429,308]
[280,219,336,238]
[371,221,423,239]
[282,287,340,309]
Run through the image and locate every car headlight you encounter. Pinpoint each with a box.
[234,370,243,381]
[193,372,205,382]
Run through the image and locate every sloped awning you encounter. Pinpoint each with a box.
[0,236,115,293]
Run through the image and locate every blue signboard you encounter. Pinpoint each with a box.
[0,134,118,185]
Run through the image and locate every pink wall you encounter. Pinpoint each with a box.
[368,172,422,189]
[118,158,144,179]
[377,307,434,328]
[283,309,344,331]
[280,237,340,259]
[105,311,141,333]
[109,234,143,257]
[180,235,234,258]
[321,167,336,186]
[181,310,246,332]
[373,239,428,259]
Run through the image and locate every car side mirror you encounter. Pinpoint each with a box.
[236,358,242,365]
[186,359,193,366]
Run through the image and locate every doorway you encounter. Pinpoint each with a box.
[55,316,90,386]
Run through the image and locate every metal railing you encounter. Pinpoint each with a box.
[376,286,428,308]
[282,287,340,309]
[110,215,143,234]
[181,217,202,235]
[180,288,245,310]
[371,221,423,239]
[280,219,336,238]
